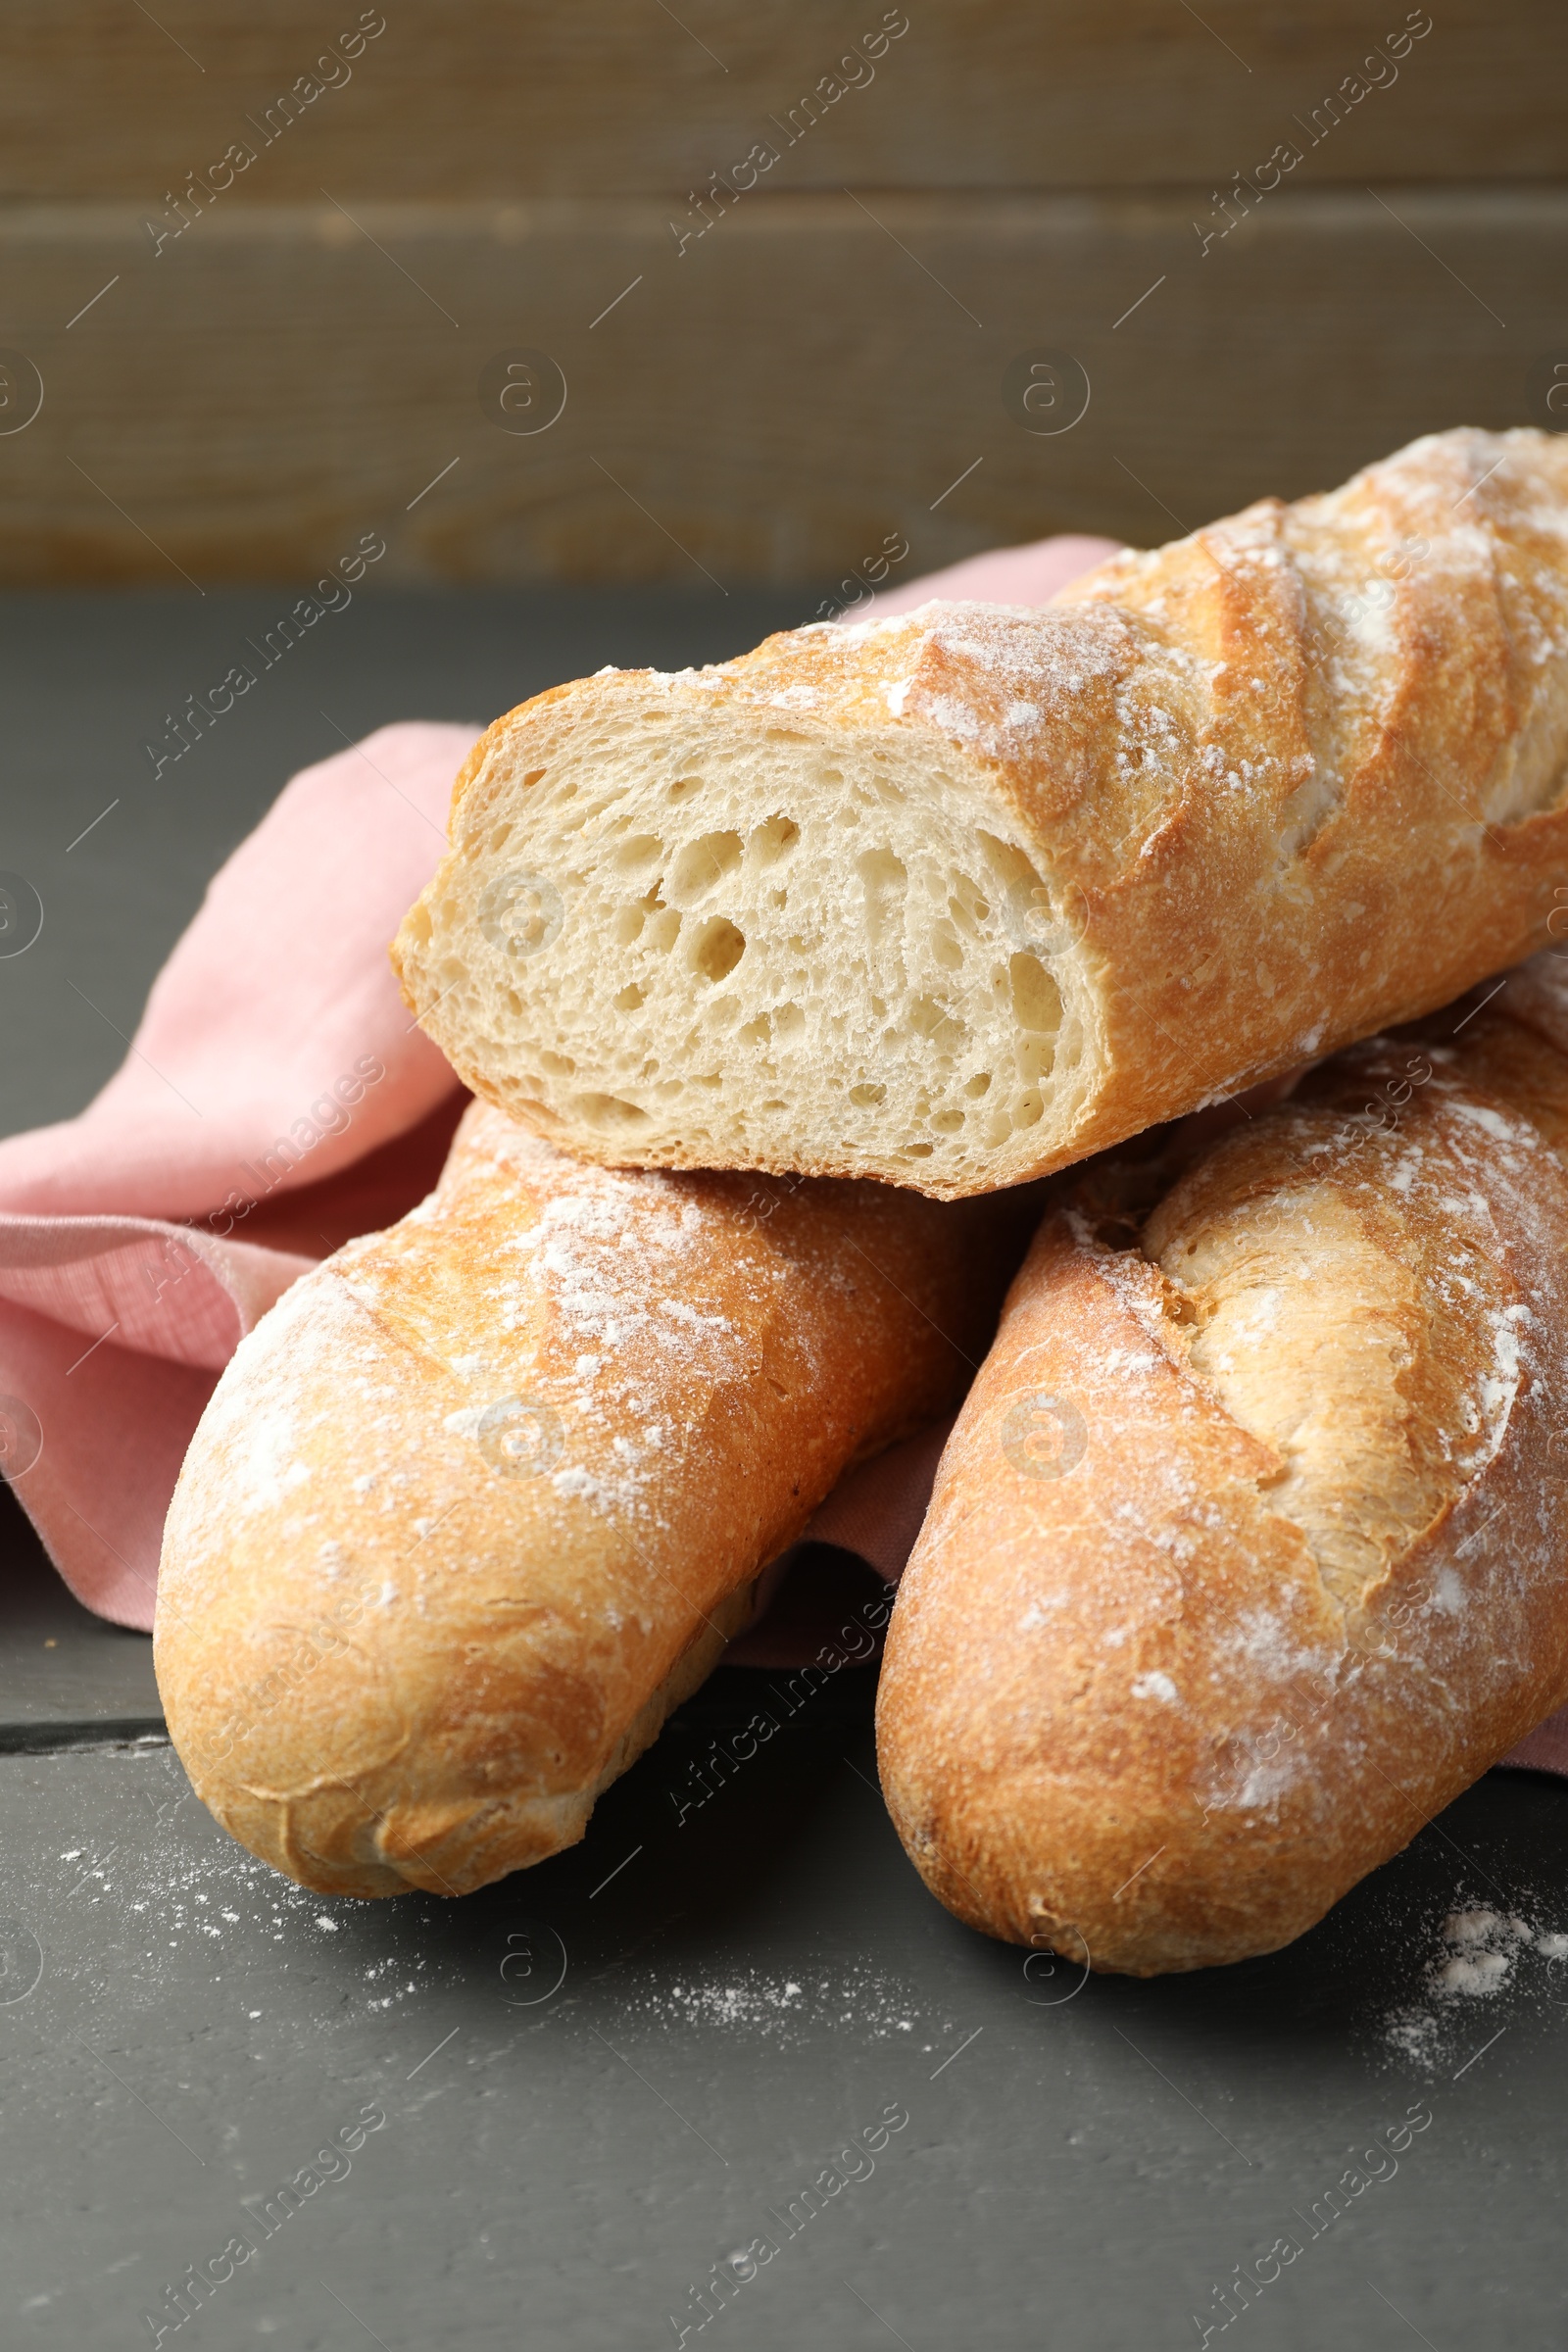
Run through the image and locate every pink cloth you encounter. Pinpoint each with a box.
[859,532,1123,618]
[3,546,1564,1784]
[804,1419,956,1579]
[0,720,477,1625]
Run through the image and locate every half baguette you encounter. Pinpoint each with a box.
[154,1102,1024,1897]
[395,426,1568,1200]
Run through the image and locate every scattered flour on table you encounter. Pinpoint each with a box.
[45,1752,437,2027]
[615,1963,933,2046]
[1382,1903,1568,2068]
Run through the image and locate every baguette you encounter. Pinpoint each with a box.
[154,1102,1023,1898]
[875,950,1568,1974]
[394,427,1568,1201]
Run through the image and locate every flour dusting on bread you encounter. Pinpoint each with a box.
[877,958,1568,1973]
[156,1104,1024,1897]
[396,427,1568,1199]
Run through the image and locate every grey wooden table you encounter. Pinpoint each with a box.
[2,590,1565,2351]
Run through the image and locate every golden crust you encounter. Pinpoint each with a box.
[396,427,1568,1197]
[155,1104,1026,1898]
[876,960,1568,1972]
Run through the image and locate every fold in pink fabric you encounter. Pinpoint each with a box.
[0,719,477,1625]
[3,541,1564,1781]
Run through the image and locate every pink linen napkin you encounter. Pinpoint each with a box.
[0,719,477,1626]
[859,533,1123,618]
[2,539,1563,1785]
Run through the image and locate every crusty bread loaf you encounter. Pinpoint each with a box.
[394,427,1568,1201]
[154,1102,1025,1897]
[875,948,1568,1974]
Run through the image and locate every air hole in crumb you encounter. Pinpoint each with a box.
[909,996,965,1052]
[904,1142,935,1157]
[490,823,514,853]
[761,1098,786,1111]
[931,1109,964,1132]
[522,768,547,788]
[613,834,664,872]
[540,1050,575,1077]
[667,775,704,802]
[774,1003,805,1043]
[1009,954,1062,1035]
[504,989,522,1015]
[965,1071,992,1097]
[930,920,963,972]
[670,830,743,900]
[693,917,746,984]
[858,848,907,947]
[851,1083,885,1107]
[613,984,645,1012]
[1012,1091,1045,1130]
[748,815,801,867]
[573,1093,649,1130]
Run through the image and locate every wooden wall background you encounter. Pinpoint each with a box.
[1,1,1564,587]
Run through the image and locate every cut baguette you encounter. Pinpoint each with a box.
[395,427,1568,1200]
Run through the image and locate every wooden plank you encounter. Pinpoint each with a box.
[0,2,1563,198]
[2,190,1561,587]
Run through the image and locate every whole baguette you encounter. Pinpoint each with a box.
[155,1102,1023,1898]
[875,950,1568,1974]
[395,426,1568,1200]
